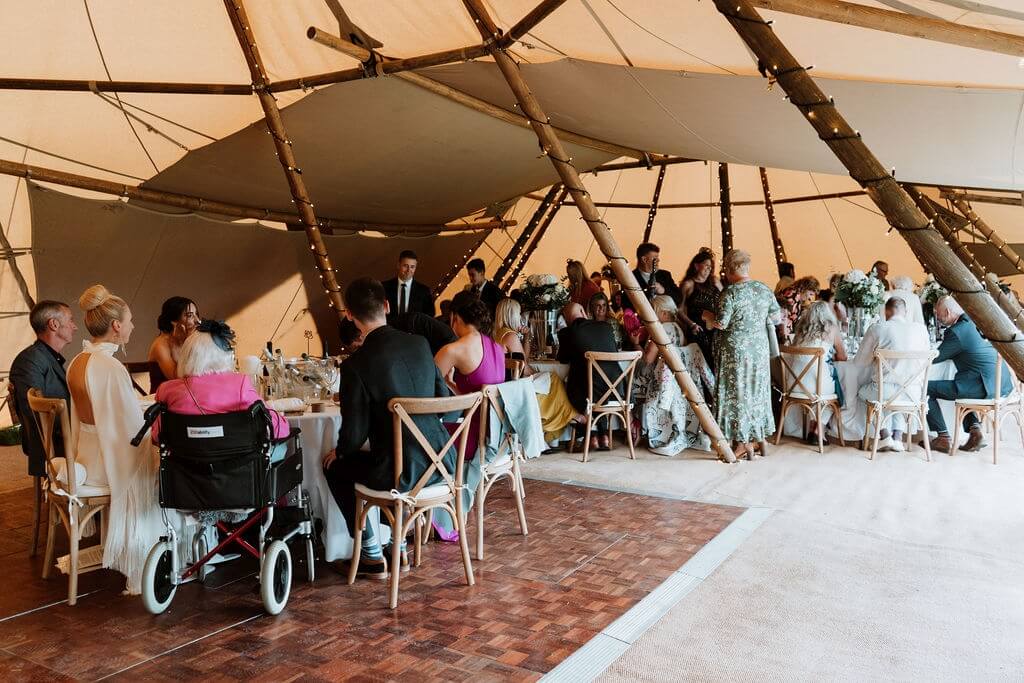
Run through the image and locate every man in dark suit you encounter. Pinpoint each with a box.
[557,303,620,450]
[382,250,435,316]
[339,311,456,356]
[622,242,679,310]
[925,296,1012,452]
[10,301,77,476]
[464,257,502,315]
[323,278,452,578]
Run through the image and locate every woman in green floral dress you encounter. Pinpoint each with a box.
[703,249,780,460]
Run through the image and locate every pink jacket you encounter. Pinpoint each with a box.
[152,372,289,442]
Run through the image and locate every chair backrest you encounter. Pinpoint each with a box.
[873,349,937,407]
[504,358,524,380]
[778,345,828,400]
[123,361,157,396]
[478,383,519,465]
[388,392,483,497]
[5,379,19,425]
[584,350,642,409]
[26,389,75,495]
[158,402,274,458]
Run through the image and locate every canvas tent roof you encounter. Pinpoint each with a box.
[4,0,1024,384]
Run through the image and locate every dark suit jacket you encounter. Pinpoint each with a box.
[10,340,68,476]
[557,319,620,412]
[467,280,502,315]
[935,315,1011,398]
[622,268,679,309]
[383,277,435,317]
[337,326,453,491]
[385,312,457,356]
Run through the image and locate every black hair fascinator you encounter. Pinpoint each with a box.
[197,319,235,352]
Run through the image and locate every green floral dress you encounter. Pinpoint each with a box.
[714,280,780,442]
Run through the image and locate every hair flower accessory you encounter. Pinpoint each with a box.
[197,319,236,352]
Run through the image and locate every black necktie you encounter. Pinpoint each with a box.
[400,283,407,314]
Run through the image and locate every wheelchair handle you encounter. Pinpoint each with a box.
[131,402,166,447]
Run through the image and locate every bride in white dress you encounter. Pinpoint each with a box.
[67,285,166,595]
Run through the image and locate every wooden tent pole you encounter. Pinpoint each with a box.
[942,190,1024,275]
[432,232,492,299]
[0,78,253,95]
[493,184,561,286]
[0,158,504,234]
[939,190,1024,208]
[0,220,34,311]
[462,0,737,463]
[759,167,788,275]
[642,166,667,243]
[718,163,734,255]
[535,188,866,208]
[590,157,697,173]
[223,0,343,315]
[749,0,1024,58]
[504,187,569,290]
[713,0,1024,380]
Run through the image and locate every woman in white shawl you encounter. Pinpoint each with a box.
[67,285,166,595]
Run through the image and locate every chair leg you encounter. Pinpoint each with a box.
[992,410,999,465]
[949,407,961,457]
[869,410,883,461]
[475,475,486,561]
[512,467,528,537]
[68,511,80,606]
[833,401,846,447]
[42,501,58,580]
[347,497,366,586]
[388,502,404,609]
[454,495,475,588]
[624,410,636,460]
[774,400,787,446]
[815,403,824,454]
[862,405,872,453]
[1016,405,1024,447]
[29,476,42,557]
[582,412,593,463]
[921,407,932,462]
[414,514,423,568]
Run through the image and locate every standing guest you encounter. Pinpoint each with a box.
[786,302,847,445]
[777,276,820,338]
[383,250,435,317]
[323,278,453,579]
[870,260,891,291]
[880,275,924,325]
[435,299,452,326]
[66,285,166,595]
[677,247,723,368]
[567,259,601,308]
[623,242,679,310]
[925,296,1011,452]
[464,258,502,314]
[703,249,780,460]
[558,303,619,451]
[10,301,77,477]
[774,262,796,294]
[147,296,199,392]
[854,296,929,452]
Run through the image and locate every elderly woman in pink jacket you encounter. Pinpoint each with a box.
[153,320,289,456]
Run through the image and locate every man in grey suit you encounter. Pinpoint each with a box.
[926,296,1012,452]
[10,301,77,476]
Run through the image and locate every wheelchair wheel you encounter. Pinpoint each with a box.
[142,540,177,615]
[260,540,291,615]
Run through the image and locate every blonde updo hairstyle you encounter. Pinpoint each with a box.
[78,284,128,337]
[723,249,751,277]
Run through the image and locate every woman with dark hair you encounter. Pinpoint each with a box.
[678,248,722,368]
[146,296,198,392]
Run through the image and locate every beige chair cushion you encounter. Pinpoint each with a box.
[787,391,839,402]
[355,482,451,502]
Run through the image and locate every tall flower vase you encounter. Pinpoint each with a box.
[529,309,557,359]
[849,307,871,339]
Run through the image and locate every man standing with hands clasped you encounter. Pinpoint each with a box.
[383,250,435,317]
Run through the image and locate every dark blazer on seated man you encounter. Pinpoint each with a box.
[386,311,457,356]
[557,318,620,415]
[383,277,435,317]
[326,325,453,533]
[11,339,70,477]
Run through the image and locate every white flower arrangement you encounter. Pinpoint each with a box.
[525,274,560,287]
[918,276,948,305]
[519,273,570,311]
[834,269,885,309]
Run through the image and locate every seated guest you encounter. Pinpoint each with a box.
[678,247,723,369]
[323,278,453,579]
[925,296,1012,452]
[464,258,502,314]
[854,296,929,452]
[774,261,796,294]
[777,276,820,338]
[558,303,619,451]
[10,300,77,477]
[493,297,532,372]
[879,275,924,325]
[567,259,601,308]
[147,296,199,392]
[341,311,456,357]
[152,320,289,458]
[870,260,891,291]
[588,291,633,350]
[383,250,435,316]
[785,301,847,445]
[435,299,452,326]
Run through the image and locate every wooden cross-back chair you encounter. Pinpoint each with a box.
[775,346,845,454]
[473,384,528,561]
[348,391,482,609]
[950,353,1023,464]
[570,350,642,463]
[864,349,937,461]
[6,379,46,557]
[27,389,110,606]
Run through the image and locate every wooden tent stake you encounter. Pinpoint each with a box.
[504,187,569,290]
[223,0,343,314]
[432,232,492,299]
[713,0,1024,381]
[642,165,667,243]
[493,184,562,286]
[759,167,788,275]
[463,0,737,463]
[942,191,1024,275]
[718,163,734,255]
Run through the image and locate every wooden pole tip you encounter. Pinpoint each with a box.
[306,26,317,39]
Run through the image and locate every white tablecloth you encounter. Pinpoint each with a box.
[530,360,568,379]
[783,360,957,441]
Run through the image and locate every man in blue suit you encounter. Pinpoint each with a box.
[925,296,1012,452]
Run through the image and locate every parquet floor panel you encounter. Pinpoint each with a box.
[0,480,741,681]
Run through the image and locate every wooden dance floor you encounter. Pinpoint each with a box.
[0,480,741,681]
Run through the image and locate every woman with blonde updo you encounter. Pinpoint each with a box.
[66,285,167,595]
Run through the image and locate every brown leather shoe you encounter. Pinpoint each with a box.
[921,435,951,452]
[960,427,987,452]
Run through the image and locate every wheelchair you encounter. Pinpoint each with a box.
[132,401,314,615]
